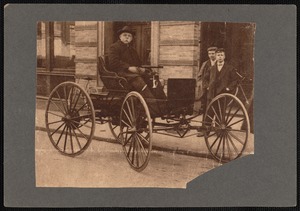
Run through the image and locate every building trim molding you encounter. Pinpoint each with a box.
[160,40,198,46]
[75,58,98,63]
[75,42,98,47]
[75,24,98,31]
[159,60,198,66]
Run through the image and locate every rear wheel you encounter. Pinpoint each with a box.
[45,82,95,156]
[203,93,249,163]
[120,92,153,172]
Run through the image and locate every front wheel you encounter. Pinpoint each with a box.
[45,82,95,156]
[120,91,153,172]
[203,93,250,163]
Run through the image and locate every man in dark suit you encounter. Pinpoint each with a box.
[207,48,238,103]
[107,26,166,115]
[197,46,217,113]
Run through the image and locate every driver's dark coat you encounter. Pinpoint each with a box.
[107,40,141,79]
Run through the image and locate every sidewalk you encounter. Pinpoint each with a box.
[36,98,254,159]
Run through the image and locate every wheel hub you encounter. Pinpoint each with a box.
[220,123,226,130]
[62,111,81,128]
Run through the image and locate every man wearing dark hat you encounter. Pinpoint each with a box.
[197,46,217,113]
[107,26,166,114]
[207,48,238,102]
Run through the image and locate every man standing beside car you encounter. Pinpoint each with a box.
[197,46,218,113]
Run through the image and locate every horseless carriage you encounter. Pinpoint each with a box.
[45,56,250,172]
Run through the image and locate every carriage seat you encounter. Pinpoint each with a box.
[97,56,130,92]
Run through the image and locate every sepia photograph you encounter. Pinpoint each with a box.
[35,21,255,188]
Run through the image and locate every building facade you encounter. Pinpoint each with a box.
[37,21,255,104]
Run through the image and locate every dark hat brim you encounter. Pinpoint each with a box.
[117,26,135,36]
[207,47,217,51]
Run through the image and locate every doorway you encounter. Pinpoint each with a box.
[104,21,151,65]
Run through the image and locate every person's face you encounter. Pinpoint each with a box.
[207,50,216,61]
[119,32,133,44]
[216,52,225,63]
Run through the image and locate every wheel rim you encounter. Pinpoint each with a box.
[108,117,121,143]
[45,82,95,156]
[203,93,250,163]
[120,92,152,172]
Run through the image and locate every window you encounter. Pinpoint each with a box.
[53,22,75,70]
[37,22,46,68]
[36,21,76,96]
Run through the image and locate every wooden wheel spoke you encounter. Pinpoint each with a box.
[47,111,65,118]
[136,134,148,157]
[226,107,241,125]
[63,85,69,110]
[70,122,89,141]
[217,100,223,122]
[227,128,247,132]
[211,106,222,124]
[68,114,92,121]
[131,136,136,164]
[55,124,67,146]
[50,99,66,115]
[223,96,228,121]
[73,101,89,114]
[125,101,134,122]
[71,90,82,112]
[47,119,65,125]
[69,127,74,153]
[68,86,74,110]
[206,131,217,138]
[55,90,68,114]
[50,122,66,137]
[136,133,150,145]
[209,133,221,150]
[225,133,232,160]
[206,114,221,126]
[121,119,132,128]
[63,125,69,152]
[214,134,223,155]
[124,133,134,146]
[70,119,92,129]
[70,126,82,150]
[227,131,239,155]
[221,132,226,161]
[126,135,134,157]
[227,118,245,128]
[228,131,244,145]
[122,108,134,127]
[135,137,140,167]
[130,98,137,121]
[225,99,235,122]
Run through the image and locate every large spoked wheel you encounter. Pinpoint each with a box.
[203,93,250,163]
[108,117,121,144]
[120,91,153,172]
[45,82,95,156]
